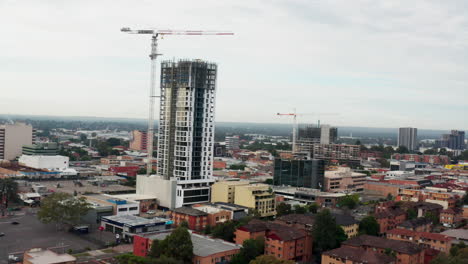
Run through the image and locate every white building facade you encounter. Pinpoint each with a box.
[138,60,217,209]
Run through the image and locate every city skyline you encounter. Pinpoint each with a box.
[1,1,467,130]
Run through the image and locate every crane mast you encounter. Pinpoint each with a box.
[121,27,233,176]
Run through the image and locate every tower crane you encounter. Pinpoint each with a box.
[121,27,234,176]
[277,110,339,153]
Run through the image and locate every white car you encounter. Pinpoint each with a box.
[147,210,156,215]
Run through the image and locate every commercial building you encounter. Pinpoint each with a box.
[101,215,170,236]
[133,231,241,264]
[211,180,250,204]
[137,60,217,209]
[273,186,346,208]
[85,194,140,216]
[235,220,312,262]
[322,247,396,264]
[23,248,76,264]
[225,135,240,150]
[22,142,58,156]
[391,153,450,165]
[18,155,69,171]
[435,130,466,150]
[273,158,325,189]
[0,123,34,160]
[341,235,424,264]
[129,130,148,152]
[386,229,453,253]
[324,167,366,193]
[234,184,276,217]
[398,127,418,151]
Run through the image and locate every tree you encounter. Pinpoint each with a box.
[305,203,319,214]
[231,238,265,264]
[203,224,212,235]
[212,221,237,242]
[162,226,193,263]
[439,148,448,155]
[264,179,273,185]
[424,212,439,225]
[148,239,162,258]
[312,209,348,254]
[396,146,409,154]
[115,253,150,264]
[107,137,122,147]
[358,216,380,236]
[424,148,438,155]
[337,194,359,209]
[276,202,292,216]
[229,164,246,170]
[0,178,19,216]
[407,208,417,220]
[179,220,189,228]
[249,255,294,264]
[386,193,394,201]
[293,204,306,214]
[37,192,91,228]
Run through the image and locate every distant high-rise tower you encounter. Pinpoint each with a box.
[435,130,466,150]
[138,60,217,209]
[0,123,34,160]
[225,136,240,151]
[129,130,148,152]
[398,127,418,151]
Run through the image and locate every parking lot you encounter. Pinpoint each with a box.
[0,210,114,264]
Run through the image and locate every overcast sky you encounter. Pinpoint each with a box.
[1,0,467,130]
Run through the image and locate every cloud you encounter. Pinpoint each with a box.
[0,0,467,130]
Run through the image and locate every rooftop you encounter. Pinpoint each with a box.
[323,246,395,264]
[441,229,468,241]
[102,215,167,227]
[332,213,358,226]
[343,235,423,255]
[172,207,208,216]
[24,248,76,264]
[276,214,315,226]
[238,219,307,241]
[144,232,241,257]
[398,217,432,229]
[387,229,453,242]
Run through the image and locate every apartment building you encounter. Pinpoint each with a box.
[234,184,276,217]
[129,130,148,152]
[322,247,396,264]
[341,235,424,264]
[211,180,249,204]
[398,127,418,151]
[235,220,312,262]
[171,207,208,231]
[440,208,463,227]
[386,229,453,253]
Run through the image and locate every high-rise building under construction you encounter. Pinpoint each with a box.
[137,60,217,209]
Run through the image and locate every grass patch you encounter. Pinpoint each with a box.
[101,248,115,254]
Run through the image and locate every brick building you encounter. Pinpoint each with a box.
[386,228,453,254]
[397,218,432,232]
[440,208,463,227]
[375,208,407,234]
[322,246,395,264]
[133,231,240,264]
[391,154,450,165]
[171,207,208,231]
[341,235,425,264]
[235,220,312,262]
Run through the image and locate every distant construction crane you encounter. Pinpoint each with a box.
[121,28,234,176]
[277,110,338,153]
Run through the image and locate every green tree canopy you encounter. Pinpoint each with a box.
[212,221,238,242]
[305,203,319,214]
[312,209,348,254]
[337,194,359,209]
[0,178,19,214]
[37,192,91,227]
[276,202,292,216]
[249,255,294,264]
[358,216,380,236]
[231,238,265,264]
[293,204,307,214]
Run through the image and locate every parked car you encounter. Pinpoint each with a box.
[0,232,5,237]
[147,210,155,215]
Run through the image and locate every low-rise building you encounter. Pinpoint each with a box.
[324,167,366,193]
[101,215,170,237]
[398,218,432,232]
[211,180,249,204]
[375,208,407,234]
[333,213,359,238]
[84,194,139,216]
[386,228,453,253]
[133,231,241,264]
[23,248,76,264]
[192,204,232,226]
[342,235,424,264]
[322,246,396,264]
[171,207,208,231]
[235,220,312,262]
[234,184,276,217]
[440,208,463,227]
[273,186,346,208]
